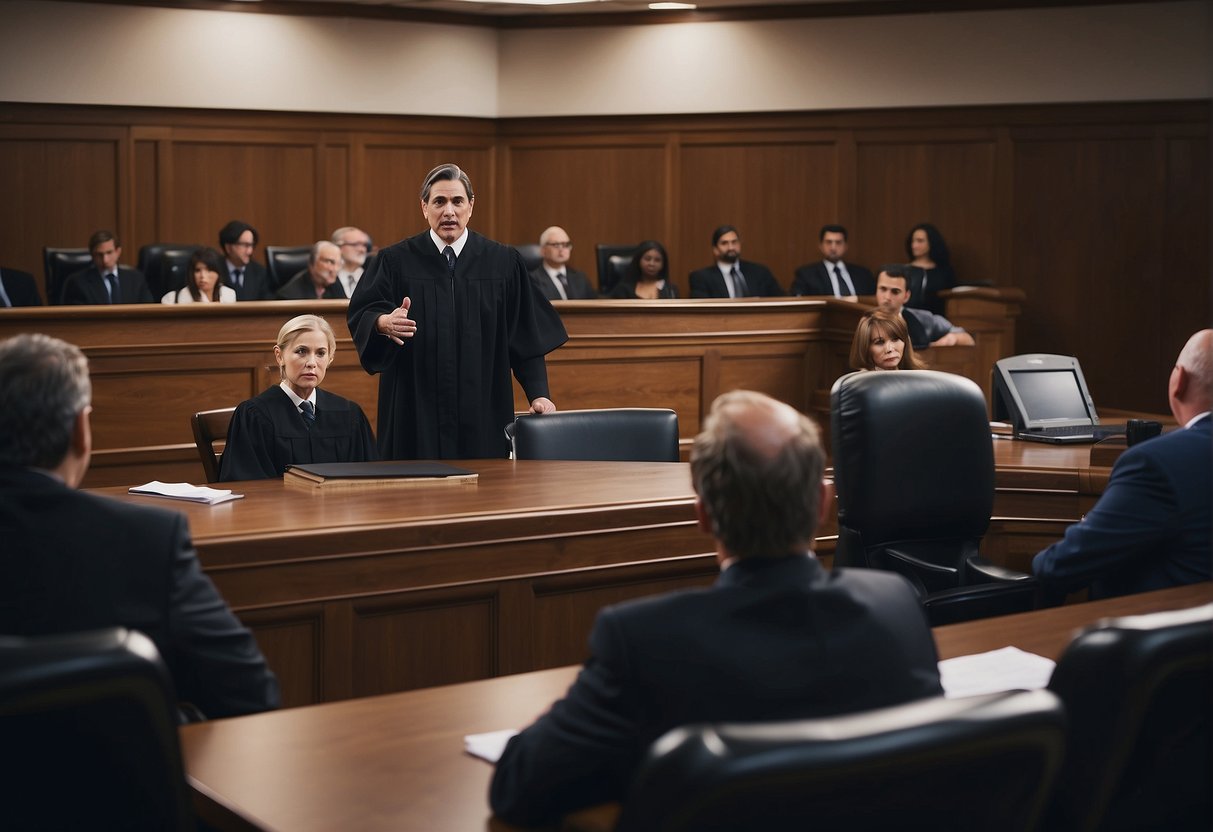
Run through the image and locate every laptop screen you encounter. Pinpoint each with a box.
[1009,369,1093,422]
[991,353,1099,431]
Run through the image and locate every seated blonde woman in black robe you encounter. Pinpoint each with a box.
[219,314,376,481]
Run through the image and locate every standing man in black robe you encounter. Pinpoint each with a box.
[347,163,567,459]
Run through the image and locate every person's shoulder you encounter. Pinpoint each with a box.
[75,486,183,531]
[315,387,364,412]
[219,285,237,302]
[118,265,146,279]
[742,259,774,274]
[795,261,823,275]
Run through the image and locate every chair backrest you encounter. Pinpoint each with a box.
[42,246,91,305]
[617,689,1066,832]
[830,370,994,594]
[1045,602,1213,832]
[0,627,194,831]
[510,408,679,462]
[192,407,236,483]
[513,243,543,273]
[138,243,201,298]
[265,245,311,289]
[596,243,638,295]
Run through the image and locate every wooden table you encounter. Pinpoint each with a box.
[180,582,1212,832]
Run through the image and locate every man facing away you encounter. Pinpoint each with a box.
[528,226,597,300]
[489,390,943,826]
[332,226,372,298]
[276,240,346,300]
[875,264,974,350]
[0,333,280,720]
[347,163,567,460]
[1033,329,1212,599]
[791,224,876,298]
[689,225,784,298]
[60,230,153,305]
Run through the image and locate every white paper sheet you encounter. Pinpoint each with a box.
[128,481,244,505]
[464,728,519,763]
[938,646,1056,698]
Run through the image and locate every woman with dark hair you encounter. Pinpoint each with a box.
[161,247,236,304]
[903,222,956,315]
[609,240,678,299]
[849,312,925,371]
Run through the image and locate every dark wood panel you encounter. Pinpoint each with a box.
[242,606,325,709]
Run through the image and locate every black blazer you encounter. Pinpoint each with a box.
[229,260,273,301]
[490,555,943,826]
[0,467,280,719]
[689,260,784,298]
[0,268,42,307]
[60,265,153,305]
[528,266,597,300]
[791,261,876,296]
[275,270,347,300]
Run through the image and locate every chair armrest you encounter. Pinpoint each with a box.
[966,555,1032,584]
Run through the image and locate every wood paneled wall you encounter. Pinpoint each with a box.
[1,100,1207,411]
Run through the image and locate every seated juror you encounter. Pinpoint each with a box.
[276,241,347,300]
[875,264,973,351]
[0,333,279,720]
[60,230,154,305]
[219,314,376,481]
[490,390,943,826]
[1032,329,1212,599]
[688,225,783,298]
[529,226,597,300]
[160,247,237,304]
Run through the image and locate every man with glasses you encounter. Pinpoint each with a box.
[331,226,372,298]
[218,220,271,300]
[529,226,596,301]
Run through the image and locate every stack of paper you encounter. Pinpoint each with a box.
[128,481,244,505]
[938,646,1056,698]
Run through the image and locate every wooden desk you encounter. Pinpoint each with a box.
[180,583,1212,832]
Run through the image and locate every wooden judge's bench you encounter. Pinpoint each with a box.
[0,289,1089,708]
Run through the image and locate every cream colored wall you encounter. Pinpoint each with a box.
[0,0,1207,118]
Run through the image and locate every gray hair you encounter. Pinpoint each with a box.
[419,163,474,202]
[309,240,338,265]
[690,390,825,560]
[0,334,91,468]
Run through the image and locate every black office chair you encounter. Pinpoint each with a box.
[1043,602,1213,832]
[265,245,311,289]
[191,407,236,483]
[618,688,1066,832]
[42,246,91,305]
[831,370,1037,624]
[509,408,680,462]
[137,242,201,298]
[513,243,543,273]
[0,627,195,831]
[596,243,638,295]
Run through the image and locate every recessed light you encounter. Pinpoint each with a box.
[648,2,697,8]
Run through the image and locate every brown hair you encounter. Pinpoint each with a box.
[850,312,925,371]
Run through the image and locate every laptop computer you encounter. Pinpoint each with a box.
[991,354,1122,444]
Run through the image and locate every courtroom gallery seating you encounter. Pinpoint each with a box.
[137,242,201,299]
[265,245,311,289]
[42,246,91,305]
[512,242,543,273]
[617,689,1066,832]
[192,406,236,483]
[0,627,195,831]
[509,407,680,462]
[830,369,1037,624]
[1043,602,1213,832]
[596,243,638,295]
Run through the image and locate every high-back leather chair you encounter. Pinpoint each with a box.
[265,245,311,289]
[831,370,1036,623]
[191,407,236,483]
[617,689,1067,832]
[42,246,91,305]
[1044,602,1213,832]
[509,408,680,462]
[138,243,201,299]
[596,244,638,295]
[513,243,543,273]
[0,627,195,831]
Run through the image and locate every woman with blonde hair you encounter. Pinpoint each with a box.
[219,314,376,480]
[849,312,925,371]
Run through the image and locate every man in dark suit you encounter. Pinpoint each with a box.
[0,267,42,307]
[0,332,281,720]
[276,241,346,300]
[791,224,875,297]
[60,230,154,305]
[219,219,273,300]
[689,225,783,298]
[528,226,597,300]
[490,390,943,827]
[1033,329,1212,599]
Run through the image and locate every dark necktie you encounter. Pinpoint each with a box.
[300,400,316,429]
[233,269,244,289]
[443,246,456,277]
[556,272,569,299]
[730,266,748,298]
[105,273,118,303]
[833,265,852,297]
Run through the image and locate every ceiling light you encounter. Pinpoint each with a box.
[648,2,697,8]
